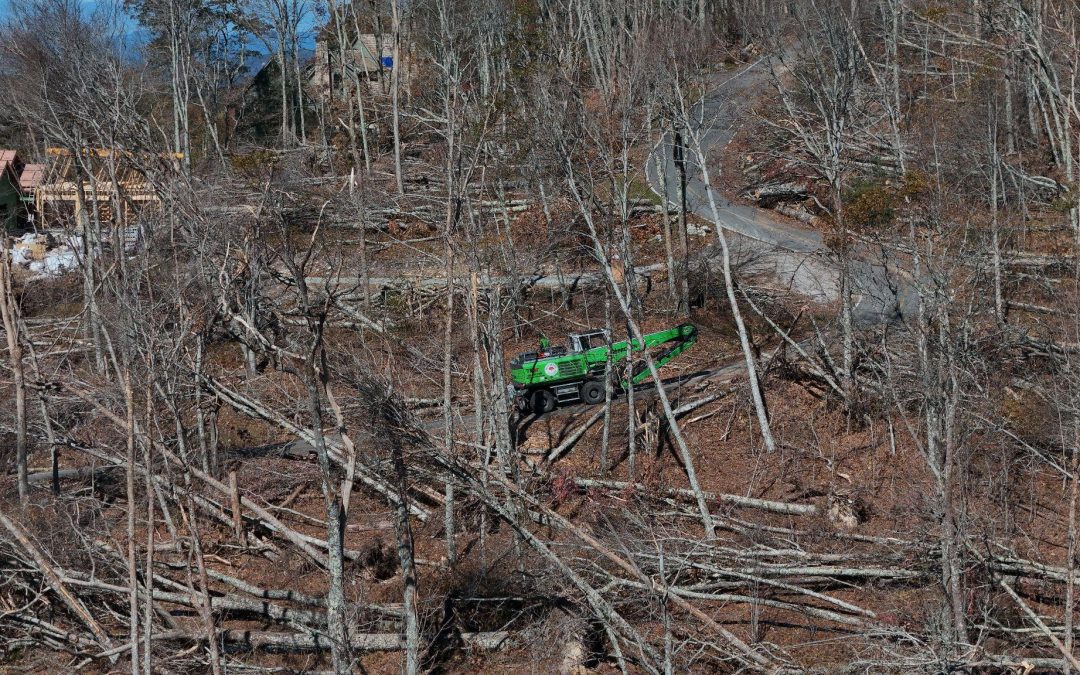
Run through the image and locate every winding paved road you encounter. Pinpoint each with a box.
[646,58,914,325]
[287,58,918,449]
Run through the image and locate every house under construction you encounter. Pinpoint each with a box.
[17,148,177,231]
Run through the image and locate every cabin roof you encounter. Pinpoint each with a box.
[18,163,45,192]
[0,150,20,183]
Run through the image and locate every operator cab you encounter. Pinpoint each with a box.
[510,344,569,370]
[511,329,608,369]
[509,352,537,370]
[569,329,609,353]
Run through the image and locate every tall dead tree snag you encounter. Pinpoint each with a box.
[657,42,778,455]
[679,117,777,456]
[870,199,984,654]
[0,236,27,503]
[390,0,405,196]
[383,423,421,674]
[441,253,456,566]
[272,225,355,673]
[1054,358,1080,659]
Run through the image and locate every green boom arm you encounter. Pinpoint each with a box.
[583,323,698,387]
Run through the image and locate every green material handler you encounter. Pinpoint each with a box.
[508,323,698,414]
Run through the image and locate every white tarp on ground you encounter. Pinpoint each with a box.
[33,248,79,275]
[8,232,84,277]
[10,245,30,266]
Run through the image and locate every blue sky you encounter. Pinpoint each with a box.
[0,0,322,50]
[0,0,141,36]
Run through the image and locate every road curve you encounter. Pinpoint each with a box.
[646,58,914,325]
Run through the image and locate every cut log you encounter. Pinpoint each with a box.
[740,181,809,206]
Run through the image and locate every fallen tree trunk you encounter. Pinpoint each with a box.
[458,462,784,671]
[575,478,819,516]
[46,409,326,567]
[997,579,1080,672]
[612,578,872,628]
[672,386,738,418]
[203,376,430,522]
[0,510,116,655]
[546,407,606,463]
[95,628,509,657]
[24,465,121,484]
[230,629,510,652]
[301,262,665,294]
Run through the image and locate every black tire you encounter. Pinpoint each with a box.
[530,388,557,415]
[580,380,605,405]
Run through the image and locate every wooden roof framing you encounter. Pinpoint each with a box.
[26,148,182,228]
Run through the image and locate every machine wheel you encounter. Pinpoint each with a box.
[530,388,557,415]
[580,380,605,405]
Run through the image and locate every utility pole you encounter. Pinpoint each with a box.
[673,124,690,316]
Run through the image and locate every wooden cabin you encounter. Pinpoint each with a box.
[0,150,25,229]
